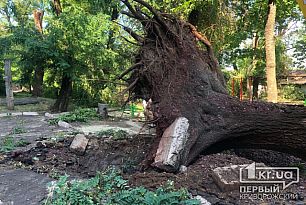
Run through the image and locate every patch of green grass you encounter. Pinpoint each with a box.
[45,169,200,205]
[49,108,99,125]
[11,126,26,135]
[14,92,32,98]
[97,129,129,140]
[0,136,29,153]
[0,98,55,112]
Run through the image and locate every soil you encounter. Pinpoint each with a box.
[2,134,305,205]
[0,115,305,205]
[7,134,154,177]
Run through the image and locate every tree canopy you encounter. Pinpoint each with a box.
[0,0,305,109]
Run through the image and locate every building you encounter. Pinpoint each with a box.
[280,70,306,94]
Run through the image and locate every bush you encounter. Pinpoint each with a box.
[45,170,200,205]
[281,85,305,101]
[49,108,99,124]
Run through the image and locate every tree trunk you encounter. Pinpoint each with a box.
[32,10,44,97]
[52,0,62,16]
[252,77,260,100]
[247,77,253,102]
[50,0,72,112]
[32,67,44,97]
[119,0,306,172]
[52,74,72,112]
[33,10,44,33]
[265,0,278,103]
[4,59,14,110]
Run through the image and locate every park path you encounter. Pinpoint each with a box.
[0,114,70,143]
[0,114,68,204]
[0,165,52,205]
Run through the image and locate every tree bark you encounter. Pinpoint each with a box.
[32,67,44,97]
[120,0,306,171]
[252,77,260,100]
[4,59,14,110]
[52,0,62,16]
[33,10,44,34]
[265,0,278,103]
[50,0,73,112]
[32,10,44,97]
[52,74,72,112]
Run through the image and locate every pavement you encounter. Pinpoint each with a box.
[0,166,52,205]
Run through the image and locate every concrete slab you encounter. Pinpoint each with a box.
[22,112,39,116]
[212,163,265,192]
[0,112,39,118]
[0,167,52,205]
[0,115,72,143]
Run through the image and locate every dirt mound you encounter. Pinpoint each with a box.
[10,134,154,177]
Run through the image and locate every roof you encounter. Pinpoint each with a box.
[287,70,306,77]
[280,70,306,85]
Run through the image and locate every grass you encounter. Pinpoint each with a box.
[97,129,129,140]
[11,120,27,134]
[0,97,55,113]
[277,98,304,105]
[11,126,27,134]
[0,136,30,153]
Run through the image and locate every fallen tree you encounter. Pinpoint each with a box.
[119,0,306,172]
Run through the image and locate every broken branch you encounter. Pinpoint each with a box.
[122,36,142,46]
[121,10,137,19]
[131,0,172,35]
[120,77,139,95]
[186,23,219,68]
[121,0,146,21]
[117,63,142,80]
[115,21,144,43]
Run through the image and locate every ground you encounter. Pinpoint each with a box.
[0,111,305,205]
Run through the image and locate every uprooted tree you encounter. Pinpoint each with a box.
[119,0,306,172]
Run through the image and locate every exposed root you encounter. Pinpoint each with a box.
[117,63,142,80]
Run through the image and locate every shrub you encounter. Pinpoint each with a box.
[281,85,305,101]
[45,170,200,205]
[49,108,99,124]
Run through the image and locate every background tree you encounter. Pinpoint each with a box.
[265,0,277,102]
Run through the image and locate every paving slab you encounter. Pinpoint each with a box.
[212,163,265,192]
[0,115,72,143]
[0,167,52,205]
